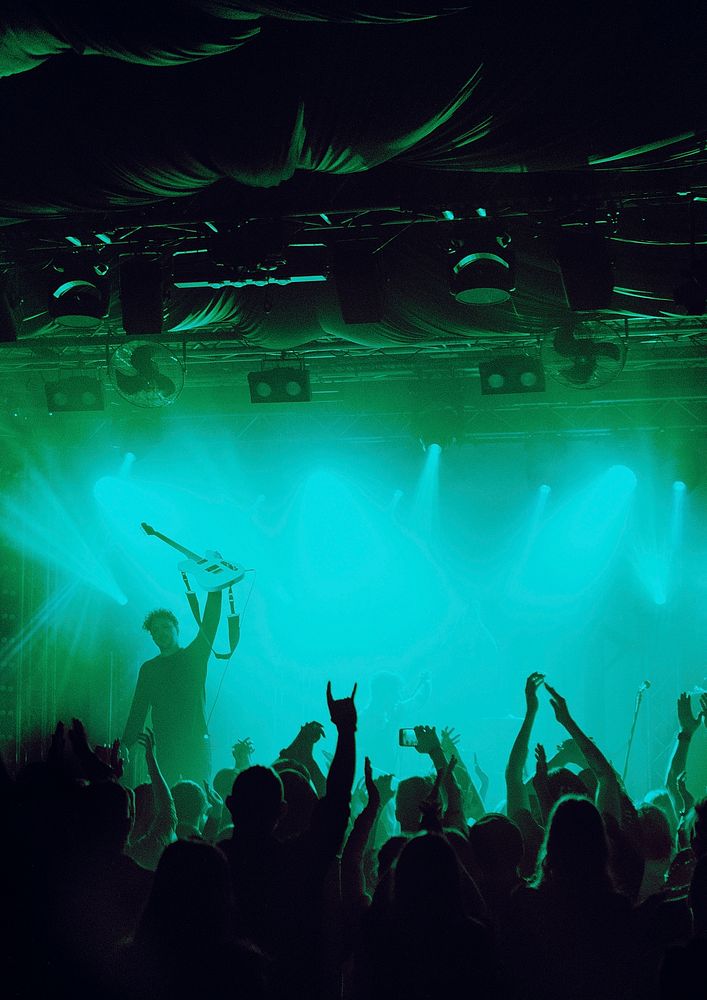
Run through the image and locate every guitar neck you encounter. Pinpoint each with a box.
[146,528,204,563]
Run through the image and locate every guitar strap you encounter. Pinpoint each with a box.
[180,571,240,660]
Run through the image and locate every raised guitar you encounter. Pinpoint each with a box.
[141,522,245,592]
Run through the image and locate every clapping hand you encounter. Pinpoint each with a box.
[525,672,545,713]
[203,780,223,812]
[545,683,573,729]
[326,681,358,731]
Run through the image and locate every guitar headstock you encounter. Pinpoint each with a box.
[141,522,156,536]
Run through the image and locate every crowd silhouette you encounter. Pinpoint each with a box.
[1,676,706,1000]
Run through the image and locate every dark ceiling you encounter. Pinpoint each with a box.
[0,3,706,431]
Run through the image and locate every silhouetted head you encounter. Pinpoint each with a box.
[637,804,673,861]
[394,833,464,920]
[546,767,589,805]
[395,776,433,833]
[468,813,523,875]
[137,839,233,949]
[578,767,598,800]
[171,780,208,832]
[642,789,678,842]
[143,608,179,655]
[274,769,317,840]
[378,835,408,881]
[212,767,236,803]
[272,757,313,786]
[536,795,611,890]
[226,765,284,834]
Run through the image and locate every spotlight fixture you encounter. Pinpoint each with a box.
[48,267,110,328]
[555,228,615,311]
[45,376,105,412]
[414,405,464,451]
[247,366,311,404]
[478,356,546,395]
[449,232,514,304]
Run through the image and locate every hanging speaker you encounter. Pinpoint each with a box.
[120,255,164,336]
[332,242,384,324]
[555,231,614,311]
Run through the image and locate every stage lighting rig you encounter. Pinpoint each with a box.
[247,365,311,403]
[448,229,515,304]
[44,376,105,412]
[478,355,546,395]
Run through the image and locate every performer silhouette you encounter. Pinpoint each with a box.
[122,590,222,785]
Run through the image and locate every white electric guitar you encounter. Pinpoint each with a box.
[141,522,245,592]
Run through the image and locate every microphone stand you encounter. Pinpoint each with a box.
[622,683,649,784]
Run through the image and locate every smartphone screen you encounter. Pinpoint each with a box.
[399,728,418,747]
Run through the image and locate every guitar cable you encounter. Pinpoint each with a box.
[206,569,257,729]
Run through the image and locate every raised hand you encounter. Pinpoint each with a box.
[374,772,395,807]
[440,726,461,756]
[95,739,125,779]
[534,742,548,780]
[326,681,358,731]
[232,737,255,769]
[203,780,223,811]
[413,724,442,756]
[300,722,326,745]
[363,756,381,812]
[110,739,126,776]
[545,683,573,729]
[137,728,157,764]
[677,692,702,736]
[525,672,545,713]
